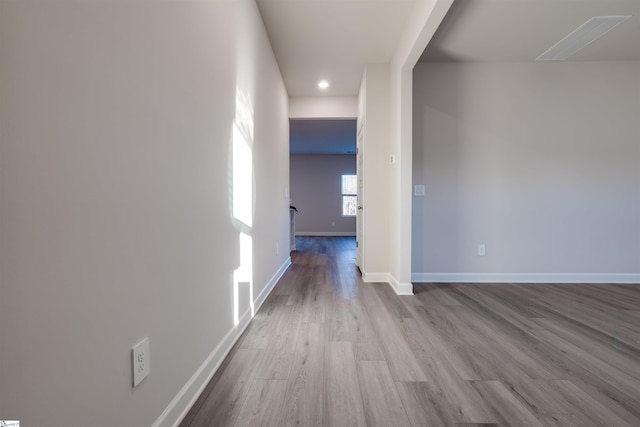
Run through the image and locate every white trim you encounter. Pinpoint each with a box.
[295,231,356,237]
[254,258,292,310]
[361,272,414,295]
[411,273,640,284]
[153,257,292,427]
[389,274,414,295]
[362,272,389,283]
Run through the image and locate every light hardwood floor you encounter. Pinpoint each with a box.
[181,237,640,426]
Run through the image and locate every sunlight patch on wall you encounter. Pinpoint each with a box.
[232,124,253,228]
[235,89,254,143]
[231,86,255,326]
[233,232,254,325]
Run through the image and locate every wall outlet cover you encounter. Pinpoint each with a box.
[132,337,150,387]
[478,244,486,256]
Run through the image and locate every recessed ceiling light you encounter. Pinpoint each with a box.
[536,16,631,61]
[318,80,329,89]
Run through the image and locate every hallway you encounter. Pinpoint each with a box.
[181,237,640,426]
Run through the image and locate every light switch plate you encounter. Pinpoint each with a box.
[414,185,425,196]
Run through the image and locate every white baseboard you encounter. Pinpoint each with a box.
[254,258,292,310]
[153,257,292,427]
[362,272,389,283]
[295,231,356,237]
[411,272,640,284]
[389,275,414,295]
[362,272,414,296]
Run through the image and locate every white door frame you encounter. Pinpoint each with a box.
[356,120,364,271]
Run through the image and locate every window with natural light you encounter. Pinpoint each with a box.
[341,174,357,216]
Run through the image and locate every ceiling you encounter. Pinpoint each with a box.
[421,0,640,62]
[258,0,640,97]
[258,0,638,154]
[290,119,357,154]
[256,0,416,97]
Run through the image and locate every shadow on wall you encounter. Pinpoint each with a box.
[412,64,462,274]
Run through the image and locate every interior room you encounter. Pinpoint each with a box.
[289,119,357,237]
[1,0,638,426]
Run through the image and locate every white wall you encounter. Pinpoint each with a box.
[290,155,356,235]
[357,65,392,281]
[289,96,358,118]
[412,61,640,283]
[387,0,454,293]
[354,1,452,293]
[0,1,290,426]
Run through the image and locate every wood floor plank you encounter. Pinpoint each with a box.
[274,263,302,296]
[181,348,263,427]
[400,312,480,382]
[562,283,640,311]
[325,296,351,342]
[505,379,635,427]
[279,322,325,427]
[532,316,640,381]
[540,413,584,427]
[469,380,545,427]
[356,361,411,427]
[453,424,499,427]
[253,306,301,380]
[501,380,578,418]
[448,284,543,338]
[182,237,640,427]
[286,269,311,310]
[372,283,415,318]
[324,341,367,427]
[520,284,640,347]
[348,298,385,361]
[558,378,640,426]
[415,282,463,307]
[373,316,429,382]
[449,305,566,381]
[233,379,288,427]
[624,309,640,318]
[396,380,496,426]
[529,303,640,364]
[453,425,499,427]
[238,295,289,350]
[521,337,640,425]
[529,325,640,420]
[395,382,450,427]
[300,285,329,324]
[363,287,428,381]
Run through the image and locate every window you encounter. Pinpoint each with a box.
[341,174,357,216]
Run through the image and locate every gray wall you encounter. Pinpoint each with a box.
[412,61,640,282]
[0,1,290,425]
[290,154,356,235]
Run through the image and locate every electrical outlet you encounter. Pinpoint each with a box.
[414,185,425,196]
[331,221,335,227]
[132,337,150,387]
[478,244,486,257]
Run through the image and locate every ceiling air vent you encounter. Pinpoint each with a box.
[536,16,631,61]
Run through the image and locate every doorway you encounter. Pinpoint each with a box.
[289,119,358,249]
